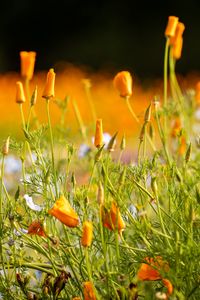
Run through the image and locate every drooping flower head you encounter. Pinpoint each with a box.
[20,51,36,80]
[48,195,79,227]
[113,71,132,98]
[42,68,56,99]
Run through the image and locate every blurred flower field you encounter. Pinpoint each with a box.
[0,16,200,300]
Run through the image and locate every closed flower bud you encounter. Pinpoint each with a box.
[113,71,132,98]
[165,16,179,37]
[2,136,10,155]
[107,132,117,152]
[48,195,79,227]
[195,81,200,106]
[94,119,103,148]
[120,134,126,150]
[144,103,151,123]
[42,68,55,99]
[81,221,93,247]
[20,51,36,80]
[31,86,37,106]
[83,281,96,300]
[170,22,185,45]
[16,81,26,104]
[172,37,183,60]
[72,298,81,300]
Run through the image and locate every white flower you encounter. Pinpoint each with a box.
[78,144,91,158]
[24,194,43,211]
[4,155,21,174]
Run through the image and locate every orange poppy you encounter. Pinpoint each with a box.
[102,201,125,232]
[48,195,79,227]
[172,36,183,60]
[81,221,93,247]
[170,22,185,46]
[27,220,46,237]
[137,256,168,281]
[20,51,36,80]
[165,16,179,38]
[195,81,200,106]
[113,71,132,98]
[94,119,103,148]
[178,136,186,156]
[162,278,173,296]
[42,68,56,99]
[83,281,96,300]
[16,81,26,104]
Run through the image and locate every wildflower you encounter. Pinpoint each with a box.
[27,220,46,237]
[162,278,173,296]
[165,16,179,37]
[16,81,26,104]
[42,68,56,99]
[72,298,81,300]
[172,37,183,60]
[170,22,185,45]
[81,221,93,247]
[24,194,43,211]
[20,51,36,80]
[83,281,96,300]
[94,119,103,148]
[137,257,173,297]
[78,144,91,158]
[113,71,132,98]
[97,183,104,205]
[48,195,79,227]
[155,292,167,300]
[178,136,186,155]
[102,201,125,232]
[171,117,182,137]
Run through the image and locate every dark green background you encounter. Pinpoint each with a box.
[0,0,199,78]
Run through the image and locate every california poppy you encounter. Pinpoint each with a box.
[27,220,46,237]
[48,195,79,227]
[16,81,26,104]
[94,119,103,148]
[81,221,93,247]
[113,71,132,98]
[83,281,96,300]
[102,201,125,232]
[20,51,36,80]
[165,16,179,38]
[42,68,56,99]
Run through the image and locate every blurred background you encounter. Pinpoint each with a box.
[0,0,199,78]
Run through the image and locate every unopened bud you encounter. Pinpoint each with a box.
[139,123,146,142]
[151,177,158,195]
[95,144,104,162]
[2,136,10,155]
[107,132,118,152]
[185,142,191,163]
[31,86,37,106]
[144,103,151,123]
[120,134,126,150]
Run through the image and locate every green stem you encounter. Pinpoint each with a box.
[72,99,87,142]
[19,104,26,130]
[163,38,170,135]
[46,99,58,198]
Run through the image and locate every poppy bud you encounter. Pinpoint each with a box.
[102,202,125,232]
[81,221,93,247]
[16,81,26,104]
[20,51,36,80]
[172,37,183,60]
[94,119,103,148]
[42,68,55,99]
[170,22,185,45]
[165,16,179,37]
[113,71,132,98]
[97,183,104,205]
[2,136,10,155]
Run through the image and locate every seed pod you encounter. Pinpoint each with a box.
[81,221,93,247]
[2,136,10,155]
